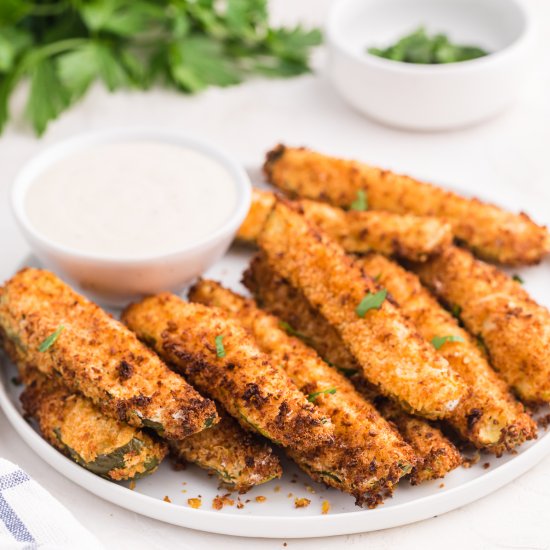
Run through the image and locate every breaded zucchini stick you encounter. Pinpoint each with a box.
[189,279,416,503]
[237,188,276,243]
[122,294,375,497]
[357,253,537,454]
[264,145,550,266]
[237,189,452,261]
[377,399,462,485]
[255,200,467,419]
[244,253,361,376]
[413,246,550,404]
[243,257,461,484]
[170,410,282,492]
[0,268,217,440]
[20,370,167,481]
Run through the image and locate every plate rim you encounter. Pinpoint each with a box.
[2,355,550,538]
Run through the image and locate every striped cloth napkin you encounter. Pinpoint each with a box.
[0,458,103,549]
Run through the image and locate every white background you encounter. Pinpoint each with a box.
[1,0,550,548]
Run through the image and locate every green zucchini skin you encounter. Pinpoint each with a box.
[21,371,168,481]
[170,411,282,492]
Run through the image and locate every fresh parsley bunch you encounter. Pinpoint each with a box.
[0,0,321,136]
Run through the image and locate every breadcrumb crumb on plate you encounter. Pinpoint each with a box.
[187,498,202,509]
[294,497,311,508]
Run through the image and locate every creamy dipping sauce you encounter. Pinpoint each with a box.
[25,141,238,258]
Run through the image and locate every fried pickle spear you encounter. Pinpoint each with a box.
[20,370,167,481]
[243,257,461,484]
[123,294,388,500]
[0,268,218,440]
[263,145,550,266]
[357,253,537,454]
[237,189,452,261]
[255,200,467,419]
[413,246,550,404]
[170,410,282,492]
[189,279,415,503]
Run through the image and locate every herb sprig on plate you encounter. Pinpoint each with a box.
[0,0,321,136]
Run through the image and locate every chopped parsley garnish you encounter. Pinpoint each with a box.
[512,274,524,284]
[38,326,64,352]
[279,320,312,344]
[350,189,368,211]
[373,273,382,283]
[356,289,387,318]
[215,335,226,358]
[279,320,300,337]
[307,388,337,402]
[451,304,462,319]
[368,27,489,65]
[431,334,464,350]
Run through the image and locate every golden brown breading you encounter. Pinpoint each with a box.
[20,370,167,481]
[244,253,361,376]
[357,253,537,455]
[122,294,377,499]
[189,279,416,503]
[237,188,276,243]
[413,246,550,404]
[243,257,461,484]
[376,399,462,485]
[0,268,217,440]
[264,145,550,266]
[237,189,452,261]
[255,200,467,419]
[170,410,282,492]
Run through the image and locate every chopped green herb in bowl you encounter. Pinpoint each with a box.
[368,27,489,64]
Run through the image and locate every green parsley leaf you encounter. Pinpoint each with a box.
[0,72,18,134]
[356,289,387,318]
[168,36,241,93]
[215,334,226,358]
[57,43,98,101]
[350,189,368,211]
[307,387,337,402]
[0,1,31,26]
[266,26,322,64]
[279,320,307,340]
[0,27,32,73]
[512,274,524,284]
[38,326,65,352]
[25,58,71,136]
[431,334,464,350]
[373,272,382,283]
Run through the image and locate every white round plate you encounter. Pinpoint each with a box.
[1,177,550,539]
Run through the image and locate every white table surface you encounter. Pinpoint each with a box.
[1,1,550,548]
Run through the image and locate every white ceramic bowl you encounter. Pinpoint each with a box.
[326,0,534,130]
[11,129,251,307]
